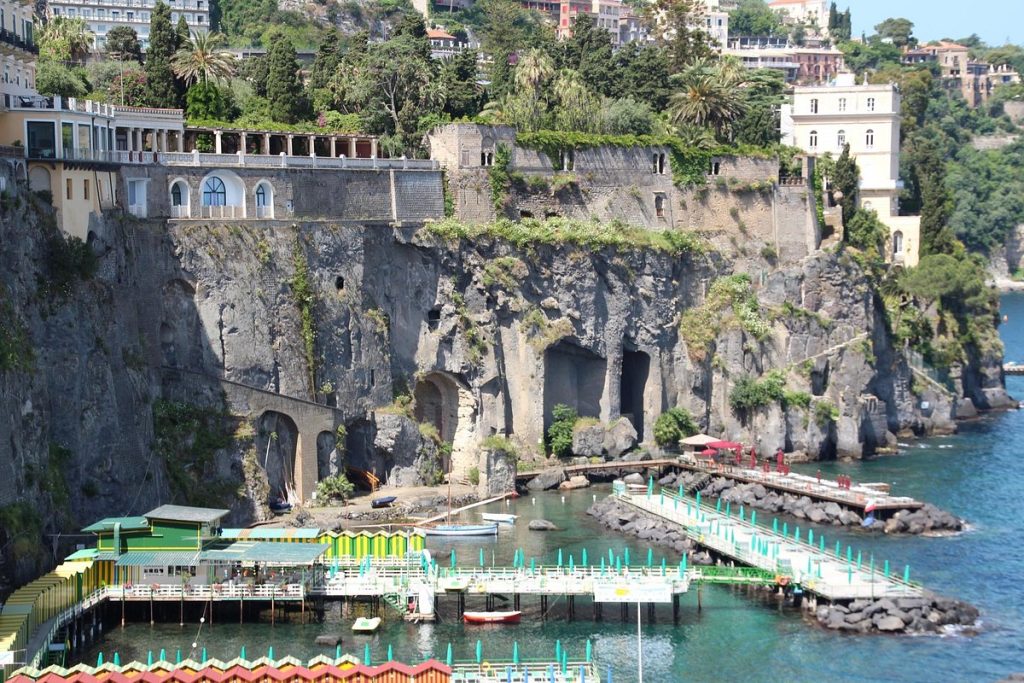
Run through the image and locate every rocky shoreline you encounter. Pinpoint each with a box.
[587,496,979,635]
[657,470,964,535]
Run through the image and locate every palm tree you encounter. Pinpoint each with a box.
[172,31,236,85]
[514,48,554,94]
[668,65,746,141]
[40,17,94,64]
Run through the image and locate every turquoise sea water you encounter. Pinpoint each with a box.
[77,294,1024,682]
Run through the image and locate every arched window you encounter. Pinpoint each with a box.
[255,184,267,207]
[865,129,875,149]
[202,176,226,206]
[838,97,847,112]
[837,130,846,147]
[254,181,274,218]
[866,97,876,111]
[171,182,185,206]
[892,230,904,258]
[809,130,818,148]
[810,98,819,113]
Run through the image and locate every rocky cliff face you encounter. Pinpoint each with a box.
[0,169,1010,589]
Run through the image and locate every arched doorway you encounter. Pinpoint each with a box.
[413,372,477,479]
[257,411,299,504]
[200,170,245,218]
[892,230,904,259]
[29,166,51,195]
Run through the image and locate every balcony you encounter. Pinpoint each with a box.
[8,95,117,117]
[0,27,38,54]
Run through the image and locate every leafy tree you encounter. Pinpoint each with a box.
[734,68,785,146]
[729,0,785,38]
[40,17,94,64]
[266,35,308,123]
[643,0,713,73]
[874,17,915,48]
[845,209,888,257]
[947,139,1024,253]
[185,80,234,120]
[308,34,342,109]
[144,1,183,108]
[35,62,88,98]
[240,54,269,97]
[558,14,615,97]
[839,39,901,74]
[552,70,601,132]
[546,404,578,457]
[104,26,142,63]
[831,144,859,225]
[172,31,236,85]
[476,0,531,98]
[601,97,657,135]
[106,67,148,106]
[438,48,483,120]
[611,43,672,111]
[653,408,698,448]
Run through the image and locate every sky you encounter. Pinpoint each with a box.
[845,0,1024,46]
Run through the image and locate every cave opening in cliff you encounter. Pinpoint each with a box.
[413,372,477,478]
[620,348,650,438]
[316,430,340,480]
[257,411,299,504]
[543,341,606,433]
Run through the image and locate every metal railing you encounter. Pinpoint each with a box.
[106,583,304,600]
[0,27,37,53]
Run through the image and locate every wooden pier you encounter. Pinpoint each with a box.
[1004,362,1024,375]
[515,459,680,482]
[674,457,923,513]
[621,489,924,601]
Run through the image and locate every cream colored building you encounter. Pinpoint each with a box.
[1,0,36,106]
[768,0,829,34]
[48,0,210,51]
[781,73,920,267]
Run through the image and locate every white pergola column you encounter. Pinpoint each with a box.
[177,131,184,152]
[239,132,247,155]
[308,135,316,157]
[286,135,294,156]
[263,133,271,155]
[330,137,337,157]
[348,138,357,158]
[370,138,378,158]
[214,130,223,154]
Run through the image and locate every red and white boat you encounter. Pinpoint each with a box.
[463,610,521,624]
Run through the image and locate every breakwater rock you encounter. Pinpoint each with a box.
[587,497,713,565]
[814,596,980,635]
[660,471,963,535]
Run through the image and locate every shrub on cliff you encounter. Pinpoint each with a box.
[729,371,786,418]
[653,407,698,448]
[546,404,578,457]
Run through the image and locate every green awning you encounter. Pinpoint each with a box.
[220,528,321,540]
[115,551,199,567]
[64,548,98,561]
[200,541,327,566]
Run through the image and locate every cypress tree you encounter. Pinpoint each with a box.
[144,1,181,108]
[266,36,306,123]
[832,144,859,226]
[308,36,341,94]
[176,15,190,49]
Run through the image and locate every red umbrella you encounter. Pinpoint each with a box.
[699,448,717,456]
[707,441,742,450]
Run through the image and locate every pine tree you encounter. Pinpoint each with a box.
[144,1,181,108]
[266,36,306,123]
[308,36,341,94]
[828,3,838,32]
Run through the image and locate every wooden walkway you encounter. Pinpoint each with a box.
[675,457,923,513]
[515,460,679,482]
[620,489,923,601]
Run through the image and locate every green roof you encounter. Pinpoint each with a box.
[115,551,199,567]
[144,505,229,525]
[64,548,99,561]
[201,541,328,565]
[220,528,321,540]
[81,516,150,533]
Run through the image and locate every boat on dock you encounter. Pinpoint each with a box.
[481,513,517,524]
[463,610,521,624]
[352,617,381,633]
[414,523,498,537]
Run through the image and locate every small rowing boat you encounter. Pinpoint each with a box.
[481,513,517,524]
[371,495,397,508]
[463,611,521,625]
[413,523,498,537]
[352,617,381,633]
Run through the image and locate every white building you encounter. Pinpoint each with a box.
[781,73,920,267]
[702,0,728,47]
[47,0,211,51]
[1,0,36,106]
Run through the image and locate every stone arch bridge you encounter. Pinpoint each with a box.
[160,367,342,503]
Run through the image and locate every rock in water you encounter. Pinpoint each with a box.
[526,468,566,491]
[559,475,591,490]
[876,615,906,632]
[315,634,342,646]
[528,519,558,531]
